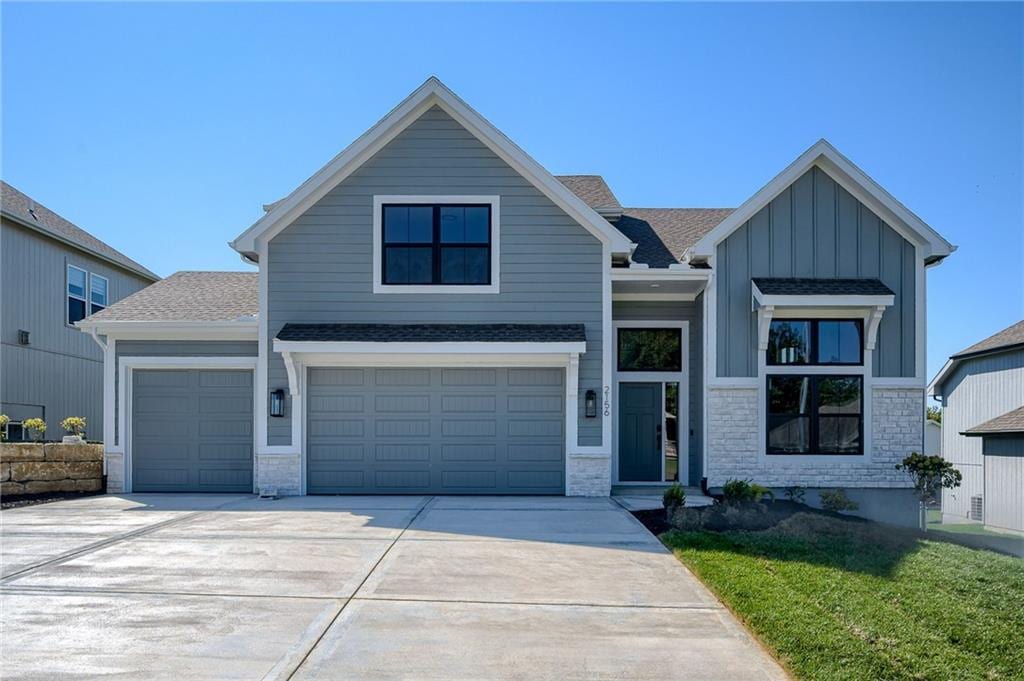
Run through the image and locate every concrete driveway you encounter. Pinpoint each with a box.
[1,494,786,680]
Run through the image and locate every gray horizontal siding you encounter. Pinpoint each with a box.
[613,298,704,483]
[1,219,152,439]
[715,167,917,378]
[266,106,604,447]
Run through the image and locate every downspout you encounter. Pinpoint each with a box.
[86,326,107,352]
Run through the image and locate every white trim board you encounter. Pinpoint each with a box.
[230,77,632,257]
[78,320,258,341]
[273,340,587,356]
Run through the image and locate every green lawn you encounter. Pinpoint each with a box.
[662,516,1024,681]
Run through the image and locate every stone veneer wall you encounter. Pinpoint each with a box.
[706,386,923,488]
[566,454,611,496]
[256,453,301,496]
[1,443,104,495]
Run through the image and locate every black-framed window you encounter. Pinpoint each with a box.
[767,375,863,455]
[381,204,491,285]
[768,319,862,366]
[617,328,682,372]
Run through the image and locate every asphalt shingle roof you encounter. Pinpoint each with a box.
[555,175,622,213]
[952,320,1024,359]
[753,278,895,297]
[963,405,1024,436]
[277,323,586,344]
[1,181,158,281]
[85,271,258,322]
[615,208,734,267]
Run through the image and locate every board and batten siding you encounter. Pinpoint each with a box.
[113,341,258,443]
[940,348,1024,524]
[981,436,1024,534]
[1,218,151,433]
[612,298,704,483]
[266,106,604,448]
[715,167,917,378]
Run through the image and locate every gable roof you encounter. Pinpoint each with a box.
[928,319,1024,397]
[231,78,633,258]
[962,405,1024,436]
[689,139,956,263]
[79,271,258,323]
[1,181,159,281]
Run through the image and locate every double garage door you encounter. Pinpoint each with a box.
[306,367,566,494]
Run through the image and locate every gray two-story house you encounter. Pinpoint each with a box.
[77,79,954,524]
[1,182,158,440]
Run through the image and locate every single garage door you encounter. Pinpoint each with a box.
[132,369,254,492]
[307,367,565,494]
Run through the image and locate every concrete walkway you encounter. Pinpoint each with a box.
[1,494,786,680]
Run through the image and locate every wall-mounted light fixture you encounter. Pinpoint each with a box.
[270,389,286,418]
[585,389,597,418]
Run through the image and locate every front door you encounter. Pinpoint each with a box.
[618,382,662,482]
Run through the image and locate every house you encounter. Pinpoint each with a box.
[929,320,1024,534]
[76,78,954,524]
[925,419,941,456]
[1,182,159,441]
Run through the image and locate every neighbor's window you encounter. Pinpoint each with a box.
[767,375,862,455]
[90,273,108,315]
[768,319,862,365]
[617,328,682,372]
[67,265,88,324]
[382,204,491,285]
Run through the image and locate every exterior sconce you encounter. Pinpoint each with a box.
[585,389,597,418]
[270,389,286,418]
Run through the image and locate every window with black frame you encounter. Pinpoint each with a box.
[767,319,862,365]
[381,204,491,285]
[767,375,863,455]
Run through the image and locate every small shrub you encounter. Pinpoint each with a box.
[819,488,859,513]
[722,478,774,503]
[895,452,962,505]
[60,416,87,438]
[662,483,686,512]
[784,486,806,504]
[0,414,9,442]
[22,418,46,442]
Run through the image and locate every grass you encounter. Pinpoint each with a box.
[661,515,1024,681]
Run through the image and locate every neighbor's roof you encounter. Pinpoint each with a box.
[962,405,1024,436]
[952,320,1024,359]
[277,323,586,344]
[1,181,159,281]
[753,278,894,297]
[83,271,258,323]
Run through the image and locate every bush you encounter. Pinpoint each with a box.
[60,416,87,438]
[0,414,8,442]
[722,478,774,503]
[784,486,806,504]
[22,418,46,442]
[819,488,859,513]
[895,452,962,505]
[662,483,686,512]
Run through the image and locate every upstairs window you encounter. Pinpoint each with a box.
[90,273,108,314]
[382,204,491,286]
[768,319,862,366]
[67,265,88,324]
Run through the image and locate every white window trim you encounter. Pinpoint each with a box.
[117,356,258,493]
[89,272,109,311]
[612,320,690,486]
[66,264,88,327]
[371,195,500,294]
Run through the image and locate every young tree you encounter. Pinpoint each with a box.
[896,453,962,530]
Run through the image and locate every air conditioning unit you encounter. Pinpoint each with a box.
[970,495,984,522]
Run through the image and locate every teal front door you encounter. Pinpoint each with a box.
[618,382,662,482]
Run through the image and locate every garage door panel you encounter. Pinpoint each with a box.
[132,369,253,493]
[307,367,564,494]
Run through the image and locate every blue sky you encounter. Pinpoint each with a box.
[2,2,1021,381]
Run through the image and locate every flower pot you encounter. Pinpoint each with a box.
[62,435,84,444]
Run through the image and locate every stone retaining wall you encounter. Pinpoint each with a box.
[0,443,104,496]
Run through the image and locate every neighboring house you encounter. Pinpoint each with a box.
[930,321,1024,534]
[77,79,954,525]
[925,419,942,456]
[1,182,159,441]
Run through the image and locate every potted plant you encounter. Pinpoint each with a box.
[23,418,46,442]
[0,414,9,442]
[896,453,962,531]
[60,416,87,444]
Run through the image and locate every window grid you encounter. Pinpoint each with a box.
[766,374,864,456]
[381,204,491,286]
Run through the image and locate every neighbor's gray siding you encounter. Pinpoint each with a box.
[113,341,258,442]
[266,106,604,447]
[940,348,1024,523]
[612,297,704,483]
[0,218,151,435]
[982,436,1024,534]
[715,167,917,378]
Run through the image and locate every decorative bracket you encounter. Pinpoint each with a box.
[865,305,887,351]
[281,351,301,397]
[756,305,775,351]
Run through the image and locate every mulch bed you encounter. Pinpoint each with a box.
[632,508,672,535]
[1,490,104,510]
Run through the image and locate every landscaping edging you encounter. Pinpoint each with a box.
[0,443,104,496]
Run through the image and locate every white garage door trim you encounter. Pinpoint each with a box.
[118,356,258,493]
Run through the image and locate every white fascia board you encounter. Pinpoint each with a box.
[690,139,956,260]
[610,268,711,281]
[272,340,587,356]
[927,358,956,398]
[231,77,632,256]
[77,319,258,341]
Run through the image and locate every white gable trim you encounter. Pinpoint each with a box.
[689,139,955,261]
[230,78,632,256]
